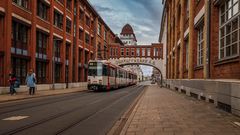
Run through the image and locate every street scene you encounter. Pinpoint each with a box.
[0,0,240,135]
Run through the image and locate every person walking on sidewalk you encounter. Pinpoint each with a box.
[8,72,17,95]
[26,69,37,95]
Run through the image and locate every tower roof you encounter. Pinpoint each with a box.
[120,24,137,42]
[121,24,134,34]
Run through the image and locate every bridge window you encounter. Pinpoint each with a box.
[115,48,118,56]
[121,48,124,56]
[126,48,129,56]
[154,48,158,57]
[136,48,140,56]
[131,48,135,56]
[142,48,145,56]
[147,48,151,56]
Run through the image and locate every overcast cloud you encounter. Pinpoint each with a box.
[88,0,163,76]
[88,0,163,45]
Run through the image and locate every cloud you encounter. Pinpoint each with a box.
[89,0,163,44]
[94,5,114,12]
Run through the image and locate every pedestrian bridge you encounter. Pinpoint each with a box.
[108,43,166,82]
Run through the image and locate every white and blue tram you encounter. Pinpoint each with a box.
[88,60,137,91]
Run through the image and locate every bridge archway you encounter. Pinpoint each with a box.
[109,58,165,86]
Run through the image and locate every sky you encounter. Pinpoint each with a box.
[88,0,163,76]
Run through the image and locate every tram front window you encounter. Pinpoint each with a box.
[88,62,103,76]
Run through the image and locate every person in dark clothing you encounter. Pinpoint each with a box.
[9,73,17,95]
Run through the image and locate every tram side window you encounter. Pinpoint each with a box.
[103,65,108,76]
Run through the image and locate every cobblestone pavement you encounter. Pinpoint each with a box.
[122,85,240,135]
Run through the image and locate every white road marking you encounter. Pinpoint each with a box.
[234,122,240,127]
[2,116,29,121]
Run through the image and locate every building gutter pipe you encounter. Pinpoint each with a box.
[206,0,211,79]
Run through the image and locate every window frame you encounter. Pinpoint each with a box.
[197,24,204,66]
[219,0,240,59]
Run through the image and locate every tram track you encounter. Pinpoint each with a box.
[0,85,139,115]
[0,85,144,135]
[55,85,145,135]
[0,92,91,115]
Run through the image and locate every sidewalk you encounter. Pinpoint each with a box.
[121,85,240,135]
[0,88,87,103]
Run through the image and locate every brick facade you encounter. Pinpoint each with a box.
[0,0,115,87]
[162,0,240,80]
[109,43,163,60]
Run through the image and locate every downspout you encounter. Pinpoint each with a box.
[206,0,211,79]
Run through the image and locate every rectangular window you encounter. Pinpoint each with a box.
[11,21,29,55]
[66,18,71,34]
[54,10,63,29]
[197,25,204,65]
[54,40,61,59]
[11,58,28,84]
[13,0,29,9]
[126,48,129,56]
[121,48,124,56]
[147,48,151,56]
[131,48,135,56]
[66,0,72,10]
[136,48,140,56]
[185,39,189,69]
[186,0,189,19]
[104,30,107,41]
[219,0,239,59]
[86,16,90,27]
[36,31,48,59]
[84,51,88,64]
[97,23,101,36]
[154,48,158,57]
[55,64,61,83]
[110,48,113,57]
[79,29,83,40]
[85,33,90,44]
[78,48,82,63]
[79,9,84,21]
[37,0,49,21]
[66,43,70,60]
[36,61,47,84]
[142,48,145,56]
[115,48,118,56]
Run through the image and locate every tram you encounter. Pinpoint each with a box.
[88,60,137,91]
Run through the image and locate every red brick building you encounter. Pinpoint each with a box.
[0,0,115,90]
[109,43,163,60]
[159,0,240,116]
[161,0,240,80]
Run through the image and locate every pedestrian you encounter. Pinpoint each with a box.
[26,69,36,95]
[8,72,17,95]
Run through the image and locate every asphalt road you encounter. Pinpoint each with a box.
[0,84,146,135]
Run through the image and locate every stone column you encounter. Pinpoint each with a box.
[179,0,185,79]
[188,0,194,79]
